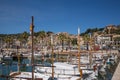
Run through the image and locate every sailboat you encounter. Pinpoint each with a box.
[35,28,97,80]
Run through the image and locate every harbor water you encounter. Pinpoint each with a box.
[0,59,32,80]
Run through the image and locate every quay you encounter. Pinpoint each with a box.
[112,62,120,80]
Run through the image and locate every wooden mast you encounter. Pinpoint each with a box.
[51,34,54,80]
[30,16,34,80]
[17,46,20,73]
[78,27,82,79]
[89,33,92,68]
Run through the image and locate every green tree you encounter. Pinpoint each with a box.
[46,31,54,37]
[22,31,29,41]
[58,33,67,52]
[4,36,13,48]
[71,38,77,46]
[66,36,72,47]
[18,31,29,48]
[83,34,91,50]
[38,31,46,40]
[114,37,120,41]
[37,31,47,47]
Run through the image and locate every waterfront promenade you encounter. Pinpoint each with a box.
[112,62,120,80]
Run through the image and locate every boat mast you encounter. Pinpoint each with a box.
[108,26,111,56]
[17,46,20,73]
[77,27,82,79]
[89,33,92,68]
[51,34,54,79]
[30,16,34,80]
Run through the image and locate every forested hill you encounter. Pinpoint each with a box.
[0,24,120,39]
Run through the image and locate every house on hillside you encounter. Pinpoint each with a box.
[95,34,112,50]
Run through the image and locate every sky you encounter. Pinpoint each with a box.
[0,0,120,34]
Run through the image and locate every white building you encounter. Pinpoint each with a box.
[96,34,112,49]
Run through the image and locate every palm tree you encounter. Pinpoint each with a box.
[58,33,67,52]
[37,31,47,51]
[18,31,29,48]
[71,38,77,46]
[84,34,94,68]
[4,36,13,49]
[66,36,72,49]
[22,31,29,41]
[46,31,54,46]
[38,31,46,42]
[46,31,54,37]
[82,34,90,50]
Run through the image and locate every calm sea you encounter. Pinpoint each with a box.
[0,59,32,80]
